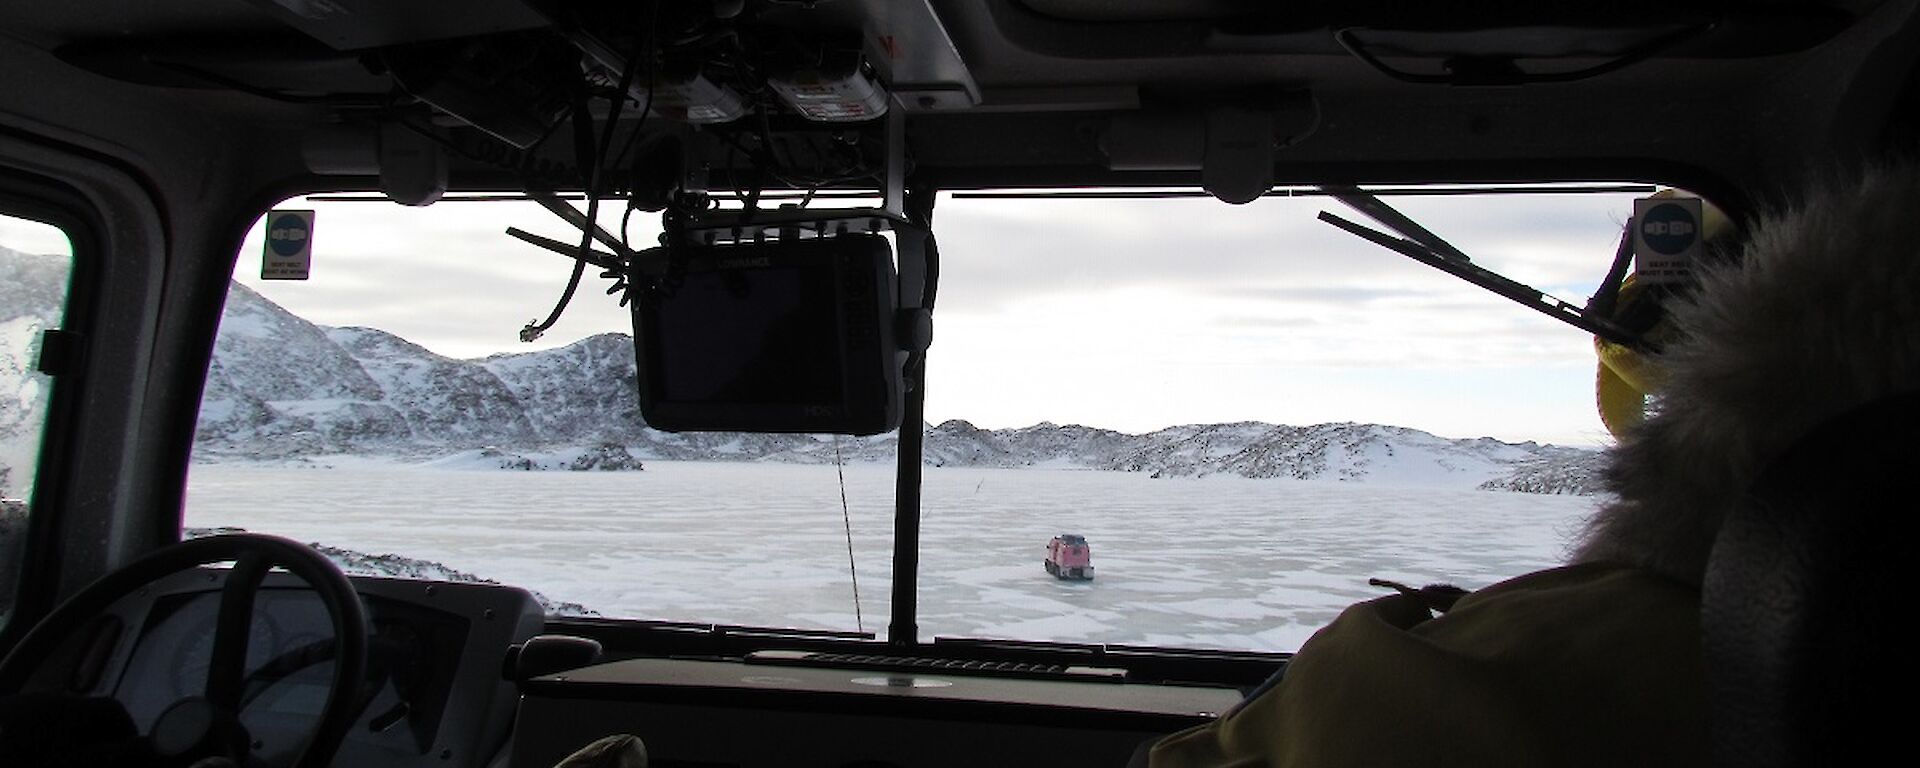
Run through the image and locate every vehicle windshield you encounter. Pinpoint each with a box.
[177,185,1639,652]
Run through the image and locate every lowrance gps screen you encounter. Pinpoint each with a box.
[633,234,901,435]
[652,265,843,405]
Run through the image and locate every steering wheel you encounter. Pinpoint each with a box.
[0,533,369,767]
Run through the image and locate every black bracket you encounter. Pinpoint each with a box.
[35,329,83,377]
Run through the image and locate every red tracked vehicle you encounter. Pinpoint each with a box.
[1045,534,1094,581]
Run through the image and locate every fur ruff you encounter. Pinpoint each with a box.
[1572,165,1920,587]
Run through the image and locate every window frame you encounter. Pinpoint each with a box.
[0,171,98,645]
[0,126,169,652]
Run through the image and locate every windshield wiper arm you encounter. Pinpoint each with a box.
[505,227,628,273]
[1320,184,1475,264]
[1316,188,1646,349]
[526,187,639,260]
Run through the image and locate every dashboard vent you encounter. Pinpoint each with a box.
[744,650,1127,682]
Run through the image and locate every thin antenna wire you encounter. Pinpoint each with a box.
[834,434,865,634]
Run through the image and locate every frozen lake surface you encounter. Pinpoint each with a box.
[184,461,1601,652]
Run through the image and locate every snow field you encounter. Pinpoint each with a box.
[183,460,1600,652]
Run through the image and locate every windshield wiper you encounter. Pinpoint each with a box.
[1317,185,1646,349]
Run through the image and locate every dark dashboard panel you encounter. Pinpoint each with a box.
[511,658,1243,767]
[96,569,545,768]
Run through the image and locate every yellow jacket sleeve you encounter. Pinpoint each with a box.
[1149,564,1707,768]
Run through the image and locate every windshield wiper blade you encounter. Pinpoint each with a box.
[1317,189,1646,349]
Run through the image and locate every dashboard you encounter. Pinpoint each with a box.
[511,655,1243,767]
[85,569,545,768]
[35,566,1245,768]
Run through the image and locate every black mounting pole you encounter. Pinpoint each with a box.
[888,187,938,647]
[888,355,926,646]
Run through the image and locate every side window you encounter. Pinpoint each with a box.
[0,211,73,629]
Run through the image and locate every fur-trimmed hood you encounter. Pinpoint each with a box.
[1573,165,1920,587]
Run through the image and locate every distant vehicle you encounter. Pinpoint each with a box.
[1046,534,1095,580]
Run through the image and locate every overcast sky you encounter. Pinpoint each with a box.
[0,216,68,258]
[7,189,1643,447]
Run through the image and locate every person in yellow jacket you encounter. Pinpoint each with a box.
[1593,189,1734,439]
[1150,564,1705,768]
[1148,165,1920,767]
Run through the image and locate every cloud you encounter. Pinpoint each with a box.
[933,191,1640,314]
[235,199,646,357]
[219,189,1639,442]
[1211,285,1433,306]
[1212,314,1326,329]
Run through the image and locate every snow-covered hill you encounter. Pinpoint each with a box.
[0,247,1608,493]
[481,332,640,445]
[913,418,1601,492]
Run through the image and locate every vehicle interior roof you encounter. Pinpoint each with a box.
[3,0,1916,208]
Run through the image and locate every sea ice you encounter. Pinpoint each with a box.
[182,459,1600,652]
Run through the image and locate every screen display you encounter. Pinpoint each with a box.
[633,234,900,435]
[653,265,844,405]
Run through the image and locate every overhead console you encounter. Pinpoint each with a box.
[992,0,1857,74]
[241,0,970,205]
